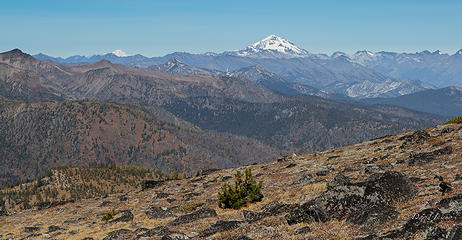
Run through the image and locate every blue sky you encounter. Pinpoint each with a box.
[1,0,461,57]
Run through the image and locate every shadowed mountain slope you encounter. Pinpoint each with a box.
[0,98,279,185]
[362,86,462,117]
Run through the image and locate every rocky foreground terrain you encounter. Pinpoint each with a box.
[2,122,462,239]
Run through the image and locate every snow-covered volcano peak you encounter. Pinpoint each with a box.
[112,50,129,57]
[225,35,310,58]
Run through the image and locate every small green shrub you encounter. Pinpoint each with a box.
[101,209,116,221]
[444,116,462,125]
[218,168,263,209]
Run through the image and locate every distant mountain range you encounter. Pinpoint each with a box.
[348,50,462,87]
[149,58,222,76]
[362,86,462,117]
[149,58,346,99]
[35,34,461,99]
[0,48,449,184]
[148,56,460,117]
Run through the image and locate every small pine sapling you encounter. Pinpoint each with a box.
[218,168,263,209]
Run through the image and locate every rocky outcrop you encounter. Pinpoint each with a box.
[243,201,297,223]
[286,171,417,229]
[380,193,462,238]
[408,146,453,166]
[199,220,244,238]
[169,208,217,226]
[108,210,133,224]
[102,229,134,240]
[399,130,430,148]
[145,206,176,219]
[135,226,172,238]
[24,227,40,233]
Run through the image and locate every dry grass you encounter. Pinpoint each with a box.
[2,124,462,239]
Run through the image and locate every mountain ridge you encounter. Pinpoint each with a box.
[33,39,440,99]
[0,98,280,185]
[0,49,445,152]
[362,86,462,116]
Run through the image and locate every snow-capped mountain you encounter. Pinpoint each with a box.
[33,35,462,97]
[112,50,129,57]
[224,35,310,58]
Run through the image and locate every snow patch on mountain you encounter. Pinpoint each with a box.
[112,50,129,57]
[350,50,378,65]
[346,79,435,99]
[331,51,348,58]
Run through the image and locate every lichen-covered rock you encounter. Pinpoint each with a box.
[24,227,40,233]
[363,171,418,205]
[286,200,328,225]
[408,146,453,166]
[347,201,398,226]
[437,194,462,221]
[103,229,134,240]
[161,233,190,240]
[292,172,314,185]
[316,170,330,176]
[399,130,430,148]
[145,206,176,219]
[261,201,298,216]
[169,208,217,226]
[47,225,62,233]
[136,226,171,238]
[385,208,443,238]
[199,220,244,237]
[423,226,448,240]
[243,210,266,223]
[244,201,297,223]
[108,210,133,224]
[286,171,416,228]
[333,173,350,186]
